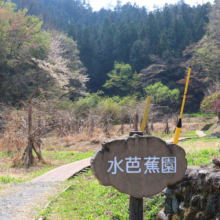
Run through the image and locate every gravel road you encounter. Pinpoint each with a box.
[0,182,59,220]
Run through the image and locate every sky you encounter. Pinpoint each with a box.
[89,0,214,11]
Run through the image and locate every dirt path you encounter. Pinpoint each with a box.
[0,182,60,220]
[196,130,207,137]
[0,158,91,220]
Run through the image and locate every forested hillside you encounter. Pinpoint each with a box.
[12,0,210,94]
[0,0,217,112]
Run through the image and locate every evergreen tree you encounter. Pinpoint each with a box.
[68,24,77,40]
[99,18,115,87]
[158,29,170,55]
[128,21,138,45]
[138,19,147,40]
[146,12,159,54]
[163,4,172,29]
[130,39,150,73]
[114,21,130,63]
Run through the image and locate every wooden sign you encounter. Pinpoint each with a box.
[91,135,187,199]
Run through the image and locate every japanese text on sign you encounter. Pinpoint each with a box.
[107,156,176,174]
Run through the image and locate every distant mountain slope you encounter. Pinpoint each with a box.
[12,0,212,111]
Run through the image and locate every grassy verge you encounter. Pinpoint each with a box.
[186,148,219,166]
[42,150,94,164]
[0,150,95,192]
[38,170,164,220]
[180,130,197,137]
[183,113,215,117]
[179,137,220,151]
[0,175,27,192]
[152,129,199,140]
[0,175,26,184]
[39,148,219,220]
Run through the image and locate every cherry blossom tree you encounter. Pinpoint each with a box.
[32,33,88,99]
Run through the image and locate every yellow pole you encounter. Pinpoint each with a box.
[173,66,192,144]
[141,97,151,132]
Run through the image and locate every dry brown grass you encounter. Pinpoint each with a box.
[26,116,216,151]
[0,115,217,178]
[0,109,27,152]
[40,118,210,153]
[43,125,131,149]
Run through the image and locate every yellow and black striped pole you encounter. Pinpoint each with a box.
[173,66,192,144]
[141,97,151,132]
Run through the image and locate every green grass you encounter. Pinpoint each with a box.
[180,136,219,146]
[39,170,164,220]
[1,151,15,158]
[152,131,172,137]
[180,130,197,137]
[183,113,215,117]
[152,130,198,140]
[0,175,26,184]
[39,148,219,219]
[42,150,94,163]
[186,148,219,166]
[144,195,164,219]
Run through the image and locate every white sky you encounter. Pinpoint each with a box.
[90,0,214,11]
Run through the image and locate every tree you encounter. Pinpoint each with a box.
[158,29,170,55]
[0,99,59,166]
[33,33,88,100]
[0,2,48,103]
[97,98,119,134]
[130,39,150,73]
[99,18,115,87]
[128,21,138,44]
[183,1,220,83]
[0,0,16,11]
[163,3,172,29]
[146,12,159,53]
[138,19,147,40]
[77,26,100,92]
[144,82,180,107]
[68,24,77,40]
[114,21,130,63]
[200,91,220,121]
[103,62,141,96]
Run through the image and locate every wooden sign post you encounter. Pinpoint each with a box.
[129,131,143,220]
[91,134,187,220]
